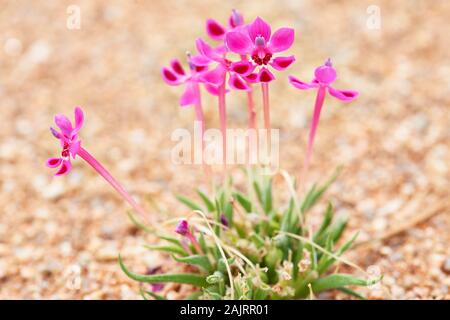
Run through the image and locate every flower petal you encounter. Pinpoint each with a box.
[179,82,199,107]
[206,19,227,41]
[69,140,81,158]
[257,68,275,83]
[204,83,219,96]
[50,127,61,139]
[248,17,271,42]
[170,59,185,76]
[228,73,250,91]
[196,38,221,62]
[288,75,318,90]
[245,73,258,83]
[230,60,255,76]
[270,55,296,71]
[268,28,295,53]
[201,65,226,86]
[203,83,229,96]
[73,106,84,134]
[225,31,252,55]
[189,54,211,67]
[54,114,73,136]
[229,9,244,28]
[55,160,72,176]
[328,86,358,101]
[46,157,62,168]
[162,67,183,85]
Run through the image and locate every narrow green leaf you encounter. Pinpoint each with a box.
[253,287,268,300]
[301,184,317,213]
[264,179,273,214]
[119,255,207,287]
[176,194,203,211]
[144,245,187,256]
[301,167,341,213]
[280,200,294,232]
[313,202,333,242]
[127,211,153,233]
[184,292,202,300]
[318,231,359,274]
[329,216,349,242]
[233,192,252,213]
[140,286,166,300]
[253,181,264,207]
[172,254,212,272]
[158,235,183,247]
[199,232,208,253]
[223,201,233,226]
[311,273,374,293]
[197,189,215,212]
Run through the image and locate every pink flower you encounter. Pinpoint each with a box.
[175,219,203,254]
[206,9,245,41]
[225,17,296,83]
[46,106,84,176]
[161,57,217,106]
[46,106,150,222]
[192,38,254,91]
[288,58,358,101]
[289,59,358,191]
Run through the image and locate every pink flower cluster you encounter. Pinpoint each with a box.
[46,10,360,224]
[162,11,296,105]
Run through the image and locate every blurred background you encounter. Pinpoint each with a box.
[0,0,449,299]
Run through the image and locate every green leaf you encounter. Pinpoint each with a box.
[127,211,153,233]
[223,200,233,226]
[233,192,252,213]
[176,194,203,211]
[301,167,341,213]
[158,235,183,247]
[318,231,359,274]
[264,179,273,214]
[197,189,215,212]
[313,202,333,242]
[329,216,349,242]
[280,199,294,232]
[140,286,166,300]
[301,184,317,213]
[311,273,375,293]
[184,292,202,300]
[144,245,187,256]
[253,287,269,300]
[253,181,264,208]
[172,254,212,272]
[119,255,207,287]
[199,232,208,253]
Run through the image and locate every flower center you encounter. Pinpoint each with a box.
[251,52,272,66]
[61,142,70,159]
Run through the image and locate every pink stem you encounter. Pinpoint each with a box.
[194,84,211,180]
[78,147,150,222]
[218,82,227,168]
[240,55,256,131]
[247,90,256,131]
[187,233,203,254]
[261,82,270,132]
[300,86,326,190]
[261,82,271,157]
[193,83,205,140]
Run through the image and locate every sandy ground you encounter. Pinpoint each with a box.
[0,0,449,299]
